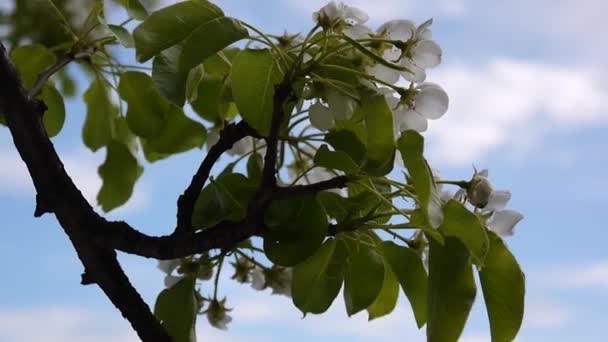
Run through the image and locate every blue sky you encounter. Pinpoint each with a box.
[1,0,607,341]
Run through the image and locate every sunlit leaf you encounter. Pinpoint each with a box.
[379,241,428,327]
[264,195,328,266]
[154,277,197,342]
[231,49,284,135]
[97,140,143,212]
[480,231,525,342]
[83,78,117,151]
[427,237,477,342]
[292,238,347,314]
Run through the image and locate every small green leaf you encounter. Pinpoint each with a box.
[39,85,65,137]
[107,24,134,48]
[231,49,284,135]
[133,0,247,68]
[154,277,197,342]
[186,65,205,102]
[141,105,206,162]
[479,231,525,342]
[427,237,477,342]
[397,130,443,230]
[367,264,399,321]
[190,74,224,122]
[314,144,359,174]
[325,129,366,165]
[292,238,347,314]
[264,195,328,266]
[342,236,385,316]
[83,78,117,151]
[192,173,257,229]
[246,152,263,183]
[379,241,428,328]
[10,44,56,88]
[118,71,168,138]
[97,140,143,212]
[440,200,489,266]
[152,45,189,106]
[360,94,395,176]
[81,2,104,37]
[126,0,148,20]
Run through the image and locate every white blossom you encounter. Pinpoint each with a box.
[383,83,449,133]
[467,169,524,237]
[157,259,183,288]
[251,267,266,290]
[313,1,369,29]
[376,19,442,82]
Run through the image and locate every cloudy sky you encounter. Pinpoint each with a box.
[1,0,607,341]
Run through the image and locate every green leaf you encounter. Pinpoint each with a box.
[367,264,399,321]
[133,0,248,68]
[154,277,197,342]
[186,65,205,102]
[97,140,143,212]
[360,94,395,176]
[246,152,263,183]
[81,2,104,37]
[141,105,206,162]
[427,237,477,342]
[264,195,328,266]
[107,24,134,48]
[325,129,366,165]
[152,45,189,106]
[118,71,168,138]
[10,44,56,88]
[439,200,489,266]
[342,236,385,316]
[397,130,443,230]
[379,241,428,328]
[479,231,525,342]
[314,144,359,174]
[83,78,117,151]
[231,49,284,135]
[192,173,257,229]
[126,0,148,20]
[39,84,65,137]
[292,238,348,314]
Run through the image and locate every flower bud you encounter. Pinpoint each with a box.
[467,173,493,208]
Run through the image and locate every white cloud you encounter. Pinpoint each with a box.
[0,146,148,214]
[0,307,136,342]
[543,260,608,290]
[425,59,608,165]
[524,300,573,328]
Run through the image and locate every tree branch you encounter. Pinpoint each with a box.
[274,175,350,199]
[174,121,259,235]
[0,42,171,342]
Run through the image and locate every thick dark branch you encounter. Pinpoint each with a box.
[261,82,294,187]
[274,175,350,199]
[175,121,259,234]
[0,43,171,342]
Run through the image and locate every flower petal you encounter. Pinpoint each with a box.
[412,40,442,68]
[251,268,266,290]
[327,88,356,120]
[309,102,335,131]
[414,84,449,119]
[400,59,426,82]
[157,259,180,274]
[488,210,524,237]
[344,24,372,39]
[378,19,416,41]
[367,63,400,84]
[345,5,369,23]
[164,275,183,288]
[415,18,433,38]
[483,190,511,212]
[397,108,428,132]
